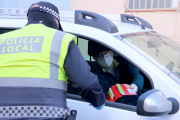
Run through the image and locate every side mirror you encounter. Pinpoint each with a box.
[137,89,179,116]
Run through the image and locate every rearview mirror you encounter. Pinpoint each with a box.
[137,89,179,116]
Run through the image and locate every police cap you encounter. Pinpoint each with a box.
[27,1,63,31]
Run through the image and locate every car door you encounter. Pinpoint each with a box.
[66,31,180,120]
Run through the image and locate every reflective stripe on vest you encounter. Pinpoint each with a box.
[0,77,67,91]
[0,24,77,83]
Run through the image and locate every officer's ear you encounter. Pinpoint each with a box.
[54,17,59,29]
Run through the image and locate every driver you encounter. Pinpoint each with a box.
[90,42,144,105]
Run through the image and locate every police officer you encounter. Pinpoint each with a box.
[0,1,105,120]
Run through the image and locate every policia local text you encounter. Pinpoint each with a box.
[0,36,44,54]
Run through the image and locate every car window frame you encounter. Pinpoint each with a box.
[70,33,154,88]
[66,32,154,112]
[67,93,136,112]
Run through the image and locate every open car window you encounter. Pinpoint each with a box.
[67,35,154,111]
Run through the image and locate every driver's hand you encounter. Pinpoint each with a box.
[131,84,138,93]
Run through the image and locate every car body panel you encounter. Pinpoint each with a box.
[113,22,153,35]
[62,23,180,119]
[67,99,152,120]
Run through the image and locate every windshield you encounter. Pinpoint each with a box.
[121,31,180,80]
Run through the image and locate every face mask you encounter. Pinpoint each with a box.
[98,52,113,67]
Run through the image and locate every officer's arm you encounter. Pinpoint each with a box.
[64,41,106,107]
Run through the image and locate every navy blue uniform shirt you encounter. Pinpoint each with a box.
[90,56,144,98]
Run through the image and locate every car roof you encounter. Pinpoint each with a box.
[113,22,153,35]
[0,9,153,35]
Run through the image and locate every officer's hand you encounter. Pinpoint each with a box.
[89,103,105,110]
[131,84,138,93]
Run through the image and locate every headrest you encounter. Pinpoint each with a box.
[88,41,110,57]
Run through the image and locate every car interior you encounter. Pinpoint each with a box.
[67,37,154,106]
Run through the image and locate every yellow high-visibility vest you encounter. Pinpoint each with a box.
[0,23,77,118]
[0,24,77,90]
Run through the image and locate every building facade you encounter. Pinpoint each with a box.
[0,0,179,43]
[71,0,180,43]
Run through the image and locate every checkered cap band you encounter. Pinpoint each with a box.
[39,6,60,20]
[0,106,71,118]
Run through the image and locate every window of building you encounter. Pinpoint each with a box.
[126,0,175,11]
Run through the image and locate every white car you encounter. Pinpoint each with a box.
[0,9,180,120]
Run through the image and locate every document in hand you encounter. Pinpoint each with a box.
[107,84,137,102]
